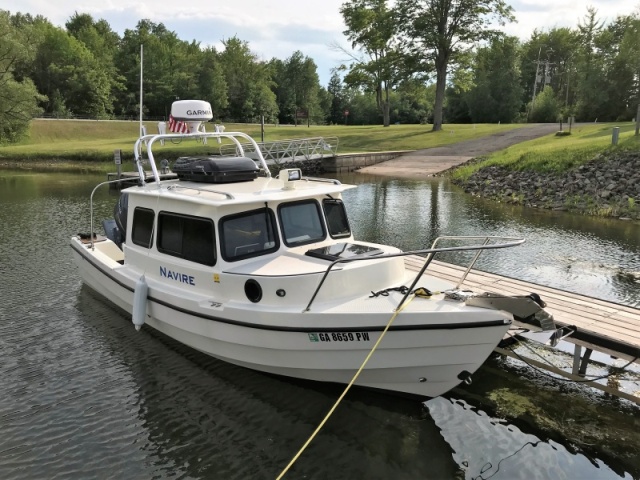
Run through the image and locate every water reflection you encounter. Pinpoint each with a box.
[75,286,461,479]
[337,174,640,307]
[1,170,639,479]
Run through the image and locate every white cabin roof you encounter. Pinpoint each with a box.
[125,176,356,207]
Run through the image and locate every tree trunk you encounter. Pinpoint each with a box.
[432,61,447,132]
[382,82,391,127]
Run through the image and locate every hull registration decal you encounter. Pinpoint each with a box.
[309,332,371,342]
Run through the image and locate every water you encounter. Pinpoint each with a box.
[1,170,639,479]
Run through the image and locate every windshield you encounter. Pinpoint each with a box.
[278,200,326,247]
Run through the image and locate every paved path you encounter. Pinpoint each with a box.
[357,124,559,178]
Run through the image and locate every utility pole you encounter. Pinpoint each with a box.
[529,47,543,120]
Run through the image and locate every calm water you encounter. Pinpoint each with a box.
[1,170,639,480]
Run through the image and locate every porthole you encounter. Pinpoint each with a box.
[245,279,263,303]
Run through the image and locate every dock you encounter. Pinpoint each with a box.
[405,256,640,403]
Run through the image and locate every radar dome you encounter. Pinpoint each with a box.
[170,100,213,134]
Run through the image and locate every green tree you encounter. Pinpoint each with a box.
[66,13,124,117]
[396,0,515,131]
[392,79,435,124]
[116,20,200,120]
[616,15,640,123]
[530,85,559,122]
[198,47,228,119]
[271,51,321,125]
[218,37,277,122]
[519,28,580,120]
[574,7,608,121]
[327,72,347,124]
[0,11,45,143]
[340,0,400,127]
[466,36,523,123]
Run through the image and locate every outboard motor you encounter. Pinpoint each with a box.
[111,192,129,248]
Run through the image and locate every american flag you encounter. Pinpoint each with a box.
[168,114,188,133]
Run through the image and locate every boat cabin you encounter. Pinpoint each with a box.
[108,162,402,307]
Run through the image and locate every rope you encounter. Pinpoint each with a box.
[370,286,435,298]
[275,294,417,480]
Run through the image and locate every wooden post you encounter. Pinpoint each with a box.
[114,149,122,179]
[636,102,640,136]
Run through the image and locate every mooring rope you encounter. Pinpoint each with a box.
[275,293,418,480]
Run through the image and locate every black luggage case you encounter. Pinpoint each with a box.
[173,156,259,183]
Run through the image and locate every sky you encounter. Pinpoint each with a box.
[2,0,637,86]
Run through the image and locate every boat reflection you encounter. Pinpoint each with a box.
[76,285,462,479]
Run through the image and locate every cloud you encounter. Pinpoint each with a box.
[2,0,637,86]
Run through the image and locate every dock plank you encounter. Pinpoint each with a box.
[404,256,640,359]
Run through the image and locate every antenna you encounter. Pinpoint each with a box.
[139,44,144,138]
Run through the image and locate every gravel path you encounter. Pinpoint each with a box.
[357,124,560,178]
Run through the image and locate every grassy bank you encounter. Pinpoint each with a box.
[452,123,639,181]
[0,119,526,172]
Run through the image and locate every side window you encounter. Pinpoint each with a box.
[220,208,279,261]
[323,199,351,239]
[279,200,326,247]
[158,212,216,266]
[131,207,155,247]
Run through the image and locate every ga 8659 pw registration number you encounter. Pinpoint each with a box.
[308,332,371,342]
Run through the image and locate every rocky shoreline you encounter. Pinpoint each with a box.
[450,151,640,221]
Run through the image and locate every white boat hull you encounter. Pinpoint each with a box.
[72,239,510,399]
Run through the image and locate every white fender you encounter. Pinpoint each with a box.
[132,274,148,331]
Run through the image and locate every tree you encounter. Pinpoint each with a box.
[396,0,515,131]
[327,72,347,124]
[340,0,399,127]
[616,15,640,124]
[574,7,607,121]
[218,37,277,122]
[271,51,321,125]
[30,22,112,117]
[198,47,228,119]
[529,85,559,122]
[519,28,580,120]
[392,79,435,124]
[0,11,45,143]
[466,36,523,123]
[66,13,123,117]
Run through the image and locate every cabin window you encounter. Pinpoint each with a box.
[157,212,216,266]
[323,199,351,239]
[278,200,326,247]
[219,208,279,261]
[131,207,155,248]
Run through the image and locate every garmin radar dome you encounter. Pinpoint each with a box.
[170,100,213,134]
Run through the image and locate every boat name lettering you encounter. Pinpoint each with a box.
[160,266,195,286]
[308,332,370,342]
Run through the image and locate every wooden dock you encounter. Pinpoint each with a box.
[405,255,640,402]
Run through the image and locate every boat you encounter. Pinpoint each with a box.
[71,100,555,399]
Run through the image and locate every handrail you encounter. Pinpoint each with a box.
[302,176,342,185]
[88,178,131,249]
[134,131,272,186]
[219,136,339,164]
[303,236,525,312]
[166,184,235,199]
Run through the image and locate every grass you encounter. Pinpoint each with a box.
[452,123,639,181]
[0,119,526,172]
